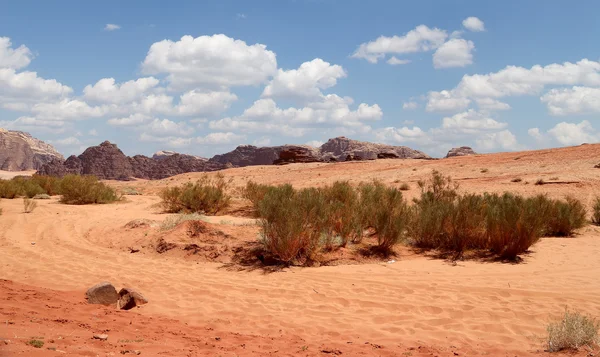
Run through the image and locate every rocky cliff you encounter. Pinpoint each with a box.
[0,129,64,171]
[445,146,477,158]
[319,137,430,161]
[209,145,285,167]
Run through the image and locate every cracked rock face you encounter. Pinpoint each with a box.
[0,128,63,171]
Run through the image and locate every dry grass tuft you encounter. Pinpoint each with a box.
[546,308,599,352]
[23,197,37,213]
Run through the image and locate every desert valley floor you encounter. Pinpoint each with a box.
[2,144,600,356]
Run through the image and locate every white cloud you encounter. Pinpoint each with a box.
[475,98,511,111]
[462,17,485,32]
[175,90,238,116]
[475,130,518,151]
[141,34,277,90]
[441,109,507,133]
[351,25,447,63]
[236,13,247,19]
[83,77,160,104]
[88,129,98,136]
[387,57,411,65]
[305,140,324,147]
[54,136,81,146]
[433,39,474,69]
[144,118,195,137]
[139,131,244,148]
[375,126,430,144]
[0,68,72,104]
[0,37,32,70]
[402,101,418,110]
[262,58,346,100]
[426,59,600,112]
[540,86,600,115]
[196,132,244,145]
[210,95,381,136]
[32,99,106,120]
[547,120,598,146]
[104,24,121,31]
[426,90,471,112]
[107,113,152,126]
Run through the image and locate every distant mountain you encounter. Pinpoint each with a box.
[37,141,224,180]
[36,136,432,180]
[445,146,477,158]
[0,128,63,171]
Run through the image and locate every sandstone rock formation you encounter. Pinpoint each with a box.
[38,141,225,180]
[445,146,477,158]
[274,137,430,164]
[273,146,322,165]
[209,145,284,167]
[0,129,63,171]
[86,282,118,305]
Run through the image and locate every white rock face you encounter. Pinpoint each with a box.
[0,129,64,171]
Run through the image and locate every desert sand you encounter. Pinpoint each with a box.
[2,144,600,356]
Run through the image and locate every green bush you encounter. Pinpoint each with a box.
[59,175,120,204]
[592,197,600,225]
[370,186,411,253]
[484,193,549,260]
[547,308,599,352]
[242,181,272,216]
[320,181,361,248]
[544,197,587,237]
[258,185,326,263]
[159,174,231,215]
[30,175,62,195]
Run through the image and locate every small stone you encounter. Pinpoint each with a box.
[3,339,10,345]
[93,334,108,341]
[117,288,148,310]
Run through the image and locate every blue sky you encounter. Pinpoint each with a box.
[1,0,600,158]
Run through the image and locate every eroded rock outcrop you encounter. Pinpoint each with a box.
[273,146,321,165]
[0,129,63,171]
[209,145,284,167]
[319,137,430,161]
[445,146,477,158]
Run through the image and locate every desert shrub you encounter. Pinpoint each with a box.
[59,175,120,204]
[511,178,523,183]
[26,339,44,348]
[33,194,51,199]
[546,308,599,352]
[160,213,205,231]
[159,174,231,215]
[399,183,410,191]
[320,181,361,248]
[370,186,411,253]
[480,168,489,173]
[592,197,600,225]
[242,181,272,216]
[30,175,62,195]
[443,194,487,254]
[23,197,37,213]
[187,220,207,237]
[535,178,545,185]
[410,171,459,249]
[485,193,550,260]
[0,177,45,198]
[258,185,327,264]
[544,197,587,237]
[121,187,141,195]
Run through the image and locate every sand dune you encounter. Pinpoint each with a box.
[2,144,600,356]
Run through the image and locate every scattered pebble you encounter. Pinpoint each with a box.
[93,334,108,341]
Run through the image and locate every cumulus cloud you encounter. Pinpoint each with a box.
[210,95,381,136]
[475,130,518,151]
[462,17,485,32]
[107,113,152,127]
[175,90,238,116]
[262,58,346,101]
[0,37,32,70]
[548,121,598,146]
[387,57,411,65]
[426,59,600,112]
[351,25,447,63]
[441,109,507,133]
[104,24,121,31]
[141,34,277,90]
[139,131,244,148]
[83,77,160,104]
[31,99,106,121]
[540,86,600,115]
[426,90,471,112]
[144,118,195,137]
[432,38,474,69]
